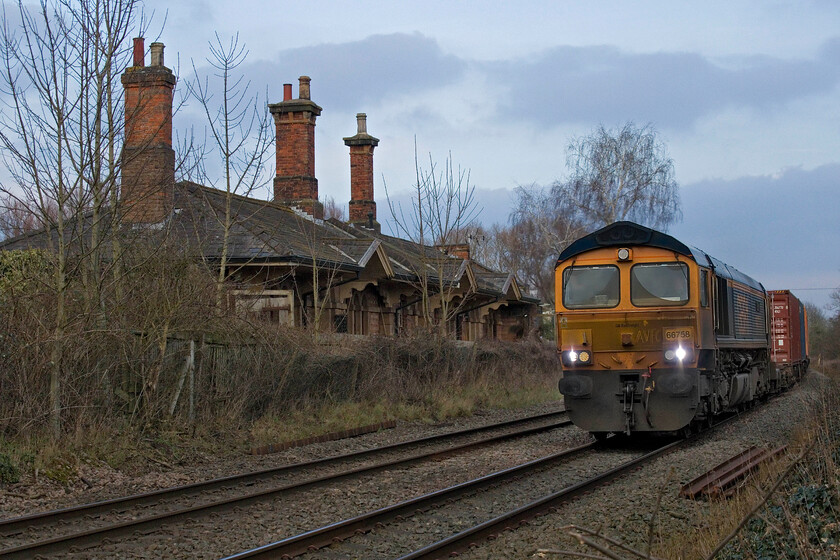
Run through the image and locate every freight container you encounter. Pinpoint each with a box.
[769,290,809,381]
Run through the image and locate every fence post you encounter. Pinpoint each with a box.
[188,338,195,425]
[169,338,196,419]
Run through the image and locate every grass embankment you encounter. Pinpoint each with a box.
[0,335,561,484]
[660,364,840,560]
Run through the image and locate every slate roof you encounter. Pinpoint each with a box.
[0,181,539,304]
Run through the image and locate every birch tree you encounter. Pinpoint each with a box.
[559,122,680,230]
[505,123,681,304]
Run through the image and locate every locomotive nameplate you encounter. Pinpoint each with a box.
[663,327,694,344]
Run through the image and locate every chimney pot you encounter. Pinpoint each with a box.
[283,83,292,101]
[298,76,311,100]
[149,42,164,66]
[132,37,145,67]
[356,113,367,134]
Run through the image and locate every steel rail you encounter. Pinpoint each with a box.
[220,441,599,559]
[681,445,787,498]
[396,411,747,560]
[0,409,564,537]
[396,439,681,560]
[0,414,570,559]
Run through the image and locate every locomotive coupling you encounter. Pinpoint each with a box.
[622,379,637,434]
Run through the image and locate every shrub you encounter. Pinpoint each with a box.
[0,453,20,484]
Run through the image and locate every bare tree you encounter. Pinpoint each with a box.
[385,145,480,335]
[290,215,344,340]
[497,123,681,305]
[559,122,681,230]
[323,196,346,221]
[493,185,586,305]
[186,33,274,312]
[0,194,59,238]
[0,0,146,437]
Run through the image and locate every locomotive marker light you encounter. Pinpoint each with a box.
[617,247,632,261]
[663,327,694,363]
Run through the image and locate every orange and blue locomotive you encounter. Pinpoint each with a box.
[555,221,782,437]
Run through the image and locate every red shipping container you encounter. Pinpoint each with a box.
[769,290,809,367]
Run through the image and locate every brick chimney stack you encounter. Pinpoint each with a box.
[343,113,380,231]
[269,76,323,218]
[440,243,471,260]
[120,38,176,224]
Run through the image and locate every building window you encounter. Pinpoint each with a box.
[232,289,295,326]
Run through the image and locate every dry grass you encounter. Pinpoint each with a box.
[656,370,840,560]
[1,330,561,476]
[0,245,562,480]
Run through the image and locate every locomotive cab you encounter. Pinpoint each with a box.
[556,222,769,436]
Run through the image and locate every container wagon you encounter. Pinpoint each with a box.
[769,290,809,384]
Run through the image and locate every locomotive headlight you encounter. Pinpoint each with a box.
[563,349,591,366]
[664,346,692,363]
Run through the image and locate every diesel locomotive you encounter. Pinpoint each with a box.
[555,221,802,437]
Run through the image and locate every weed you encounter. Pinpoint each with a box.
[41,452,78,485]
[0,453,20,484]
[656,372,840,559]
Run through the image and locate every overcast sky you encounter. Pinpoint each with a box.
[138,1,840,308]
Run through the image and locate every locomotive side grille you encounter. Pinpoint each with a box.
[733,288,766,339]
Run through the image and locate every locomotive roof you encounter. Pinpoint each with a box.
[556,221,765,292]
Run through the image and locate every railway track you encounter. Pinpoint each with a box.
[0,410,569,559]
[220,439,665,559]
[223,414,745,560]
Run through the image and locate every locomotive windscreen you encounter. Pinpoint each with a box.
[630,262,689,307]
[562,266,620,308]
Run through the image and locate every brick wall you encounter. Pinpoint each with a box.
[348,144,375,221]
[120,39,176,224]
[270,77,323,217]
[344,113,379,228]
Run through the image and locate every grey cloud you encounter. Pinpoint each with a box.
[670,163,840,291]
[232,33,467,111]
[487,41,840,129]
